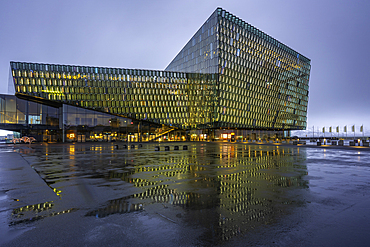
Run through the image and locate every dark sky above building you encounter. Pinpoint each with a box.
[1,0,369,135]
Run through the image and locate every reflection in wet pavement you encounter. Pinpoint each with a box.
[2,142,370,246]
[85,195,144,218]
[9,143,307,243]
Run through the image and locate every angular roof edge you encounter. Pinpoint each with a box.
[216,7,310,63]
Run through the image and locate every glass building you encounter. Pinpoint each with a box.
[0,8,310,142]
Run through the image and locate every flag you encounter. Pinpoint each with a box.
[329,127,332,133]
[352,125,355,132]
[336,126,339,132]
[344,126,347,132]
[360,125,363,132]
[322,127,325,133]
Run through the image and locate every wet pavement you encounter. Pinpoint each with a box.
[1,142,370,246]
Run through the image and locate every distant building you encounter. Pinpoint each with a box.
[0,8,310,142]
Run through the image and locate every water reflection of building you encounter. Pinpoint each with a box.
[214,146,308,241]
[20,143,307,243]
[10,201,75,226]
[0,7,310,142]
[94,144,308,242]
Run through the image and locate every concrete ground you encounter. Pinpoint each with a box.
[1,142,370,246]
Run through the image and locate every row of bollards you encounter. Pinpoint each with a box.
[155,145,188,151]
[115,144,143,149]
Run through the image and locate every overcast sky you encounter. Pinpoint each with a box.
[1,0,369,136]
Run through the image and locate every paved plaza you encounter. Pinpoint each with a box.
[1,142,370,246]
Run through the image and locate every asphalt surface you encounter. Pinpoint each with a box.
[1,142,370,246]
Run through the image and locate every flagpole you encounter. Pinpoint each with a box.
[337,126,339,138]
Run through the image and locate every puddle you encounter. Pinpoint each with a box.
[10,208,77,226]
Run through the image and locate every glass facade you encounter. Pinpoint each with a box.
[2,8,310,142]
[9,62,220,131]
[0,95,59,127]
[166,8,310,131]
[0,95,184,142]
